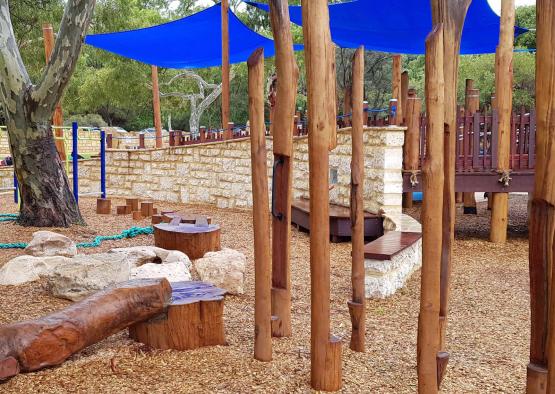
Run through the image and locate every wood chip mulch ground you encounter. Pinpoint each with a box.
[0,195,530,393]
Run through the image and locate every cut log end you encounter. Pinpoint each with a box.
[436,351,449,389]
[0,357,20,381]
[96,198,111,215]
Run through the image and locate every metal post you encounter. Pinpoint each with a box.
[72,122,79,203]
[100,130,107,199]
[13,171,18,204]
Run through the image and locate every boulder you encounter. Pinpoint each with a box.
[0,255,69,286]
[130,261,192,282]
[194,248,246,295]
[111,246,192,270]
[25,231,77,257]
[45,253,131,301]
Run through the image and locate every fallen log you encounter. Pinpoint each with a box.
[0,278,172,380]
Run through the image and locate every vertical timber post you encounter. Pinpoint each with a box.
[490,0,515,244]
[42,23,66,160]
[221,0,230,135]
[348,46,366,353]
[418,24,444,394]
[268,0,299,338]
[392,55,403,126]
[248,48,272,362]
[403,89,422,209]
[527,0,555,392]
[302,0,342,390]
[432,2,472,387]
[463,79,479,214]
[151,66,163,148]
[401,71,409,124]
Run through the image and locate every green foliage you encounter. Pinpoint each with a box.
[515,5,536,49]
[406,51,536,110]
[63,113,107,128]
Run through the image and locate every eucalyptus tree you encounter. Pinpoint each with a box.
[0,0,96,226]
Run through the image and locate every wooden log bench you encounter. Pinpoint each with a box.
[291,198,383,243]
[129,281,226,350]
[362,231,422,298]
[154,218,220,259]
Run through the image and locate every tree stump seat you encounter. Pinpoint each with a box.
[161,211,212,225]
[129,281,226,350]
[154,221,220,259]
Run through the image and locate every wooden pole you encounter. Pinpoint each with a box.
[248,48,272,362]
[151,66,163,148]
[268,0,299,338]
[348,46,365,353]
[490,0,515,244]
[42,23,66,159]
[527,0,555,391]
[403,89,422,209]
[463,79,479,214]
[418,24,444,393]
[392,55,403,126]
[343,84,352,127]
[401,71,409,125]
[302,0,342,390]
[221,0,230,136]
[431,2,471,386]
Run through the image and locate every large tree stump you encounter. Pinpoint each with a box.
[154,222,220,259]
[129,281,226,350]
[0,279,172,380]
[162,211,212,225]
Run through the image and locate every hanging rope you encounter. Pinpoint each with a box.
[409,170,420,188]
[497,170,512,187]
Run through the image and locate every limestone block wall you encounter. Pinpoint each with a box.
[0,128,101,156]
[6,126,404,214]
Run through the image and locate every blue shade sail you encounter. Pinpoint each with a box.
[85,3,300,69]
[244,0,528,55]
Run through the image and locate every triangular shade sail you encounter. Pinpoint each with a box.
[245,0,528,55]
[85,4,300,69]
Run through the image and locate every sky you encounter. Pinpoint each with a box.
[190,0,538,15]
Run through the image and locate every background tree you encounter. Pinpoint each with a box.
[0,0,96,226]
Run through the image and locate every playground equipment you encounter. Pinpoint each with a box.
[0,278,172,380]
[53,122,107,204]
[129,281,226,350]
[153,218,221,260]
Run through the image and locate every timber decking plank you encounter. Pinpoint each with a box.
[363,231,422,261]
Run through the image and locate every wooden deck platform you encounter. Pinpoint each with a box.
[363,231,422,261]
[291,198,383,243]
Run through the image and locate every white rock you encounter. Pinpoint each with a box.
[45,253,131,301]
[25,231,77,257]
[130,261,192,282]
[0,255,69,286]
[194,248,246,295]
[111,246,191,269]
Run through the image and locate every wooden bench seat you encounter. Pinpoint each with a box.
[291,198,384,242]
[363,231,422,261]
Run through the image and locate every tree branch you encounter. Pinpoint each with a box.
[32,0,96,118]
[0,0,30,106]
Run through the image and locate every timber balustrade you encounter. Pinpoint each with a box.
[414,109,536,172]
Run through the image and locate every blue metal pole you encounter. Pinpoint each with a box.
[72,122,79,203]
[13,171,18,204]
[100,130,106,199]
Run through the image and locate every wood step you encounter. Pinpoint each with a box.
[363,231,421,261]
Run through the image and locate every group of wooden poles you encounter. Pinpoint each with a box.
[246,0,555,392]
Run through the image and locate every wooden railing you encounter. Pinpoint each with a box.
[416,109,536,172]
